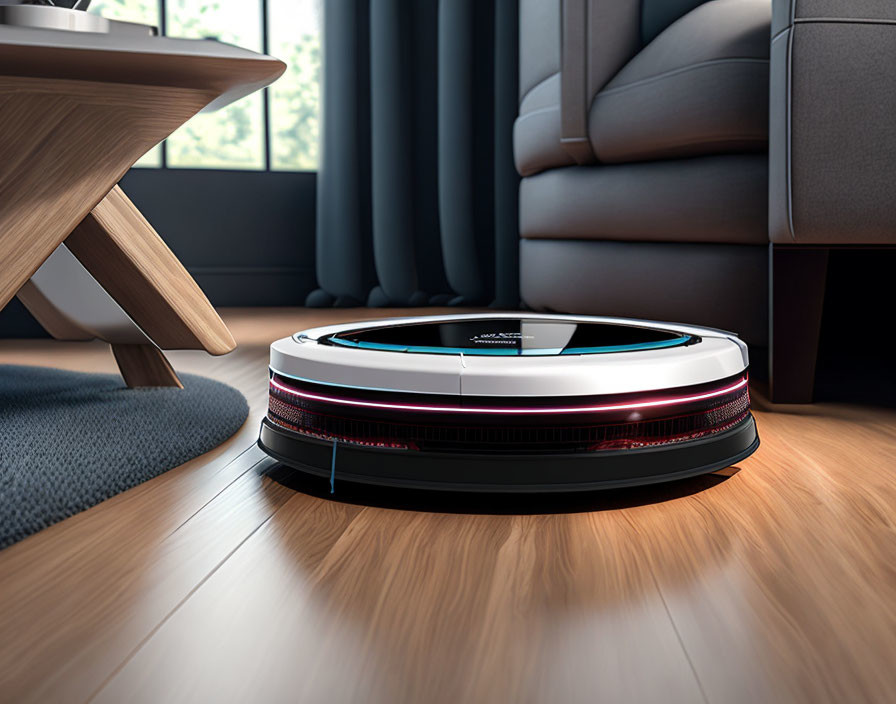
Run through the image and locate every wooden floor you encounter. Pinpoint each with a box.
[1,308,895,704]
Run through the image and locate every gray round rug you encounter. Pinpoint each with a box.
[0,365,249,549]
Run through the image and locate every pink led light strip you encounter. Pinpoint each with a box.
[269,376,749,416]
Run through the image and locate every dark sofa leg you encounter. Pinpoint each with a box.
[769,245,829,404]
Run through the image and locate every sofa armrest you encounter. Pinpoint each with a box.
[770,0,896,243]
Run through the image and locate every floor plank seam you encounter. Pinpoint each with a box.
[621,511,710,704]
[168,442,267,535]
[652,576,710,704]
[83,509,281,704]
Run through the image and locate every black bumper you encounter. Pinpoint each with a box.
[258,414,759,493]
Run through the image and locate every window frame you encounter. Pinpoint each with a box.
[93,0,317,173]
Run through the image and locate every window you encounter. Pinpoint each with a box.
[89,0,321,172]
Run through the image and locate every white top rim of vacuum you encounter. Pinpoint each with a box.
[269,314,749,398]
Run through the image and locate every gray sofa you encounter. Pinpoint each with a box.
[516,0,896,402]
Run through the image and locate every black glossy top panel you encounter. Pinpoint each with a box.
[323,318,695,356]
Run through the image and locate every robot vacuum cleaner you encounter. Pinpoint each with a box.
[258,314,759,492]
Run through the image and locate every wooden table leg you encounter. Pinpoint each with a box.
[111,344,183,389]
[18,279,183,389]
[64,186,236,356]
[13,186,234,389]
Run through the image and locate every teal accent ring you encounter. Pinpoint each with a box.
[327,334,693,356]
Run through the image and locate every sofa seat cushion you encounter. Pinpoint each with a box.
[519,154,769,245]
[520,238,769,344]
[590,0,771,164]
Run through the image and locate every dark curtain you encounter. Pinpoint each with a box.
[307,0,519,308]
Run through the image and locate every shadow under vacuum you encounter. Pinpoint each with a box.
[262,462,741,515]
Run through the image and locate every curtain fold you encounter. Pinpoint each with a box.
[307,0,373,307]
[368,0,420,305]
[493,0,521,308]
[308,0,519,308]
[437,0,483,303]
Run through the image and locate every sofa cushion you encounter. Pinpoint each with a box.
[515,0,643,177]
[520,154,769,245]
[521,238,769,344]
[590,0,771,164]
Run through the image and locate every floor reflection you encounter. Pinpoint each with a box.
[262,461,741,515]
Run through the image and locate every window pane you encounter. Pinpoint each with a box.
[133,144,163,168]
[88,0,159,26]
[89,0,322,173]
[165,94,265,170]
[268,0,322,171]
[165,0,265,170]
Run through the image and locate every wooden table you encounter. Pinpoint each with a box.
[0,5,285,387]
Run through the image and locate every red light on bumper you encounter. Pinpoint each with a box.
[267,374,751,455]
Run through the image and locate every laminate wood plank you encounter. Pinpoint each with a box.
[0,448,295,704]
[627,404,896,704]
[90,502,704,704]
[89,491,369,704]
[65,187,236,355]
[112,344,184,388]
